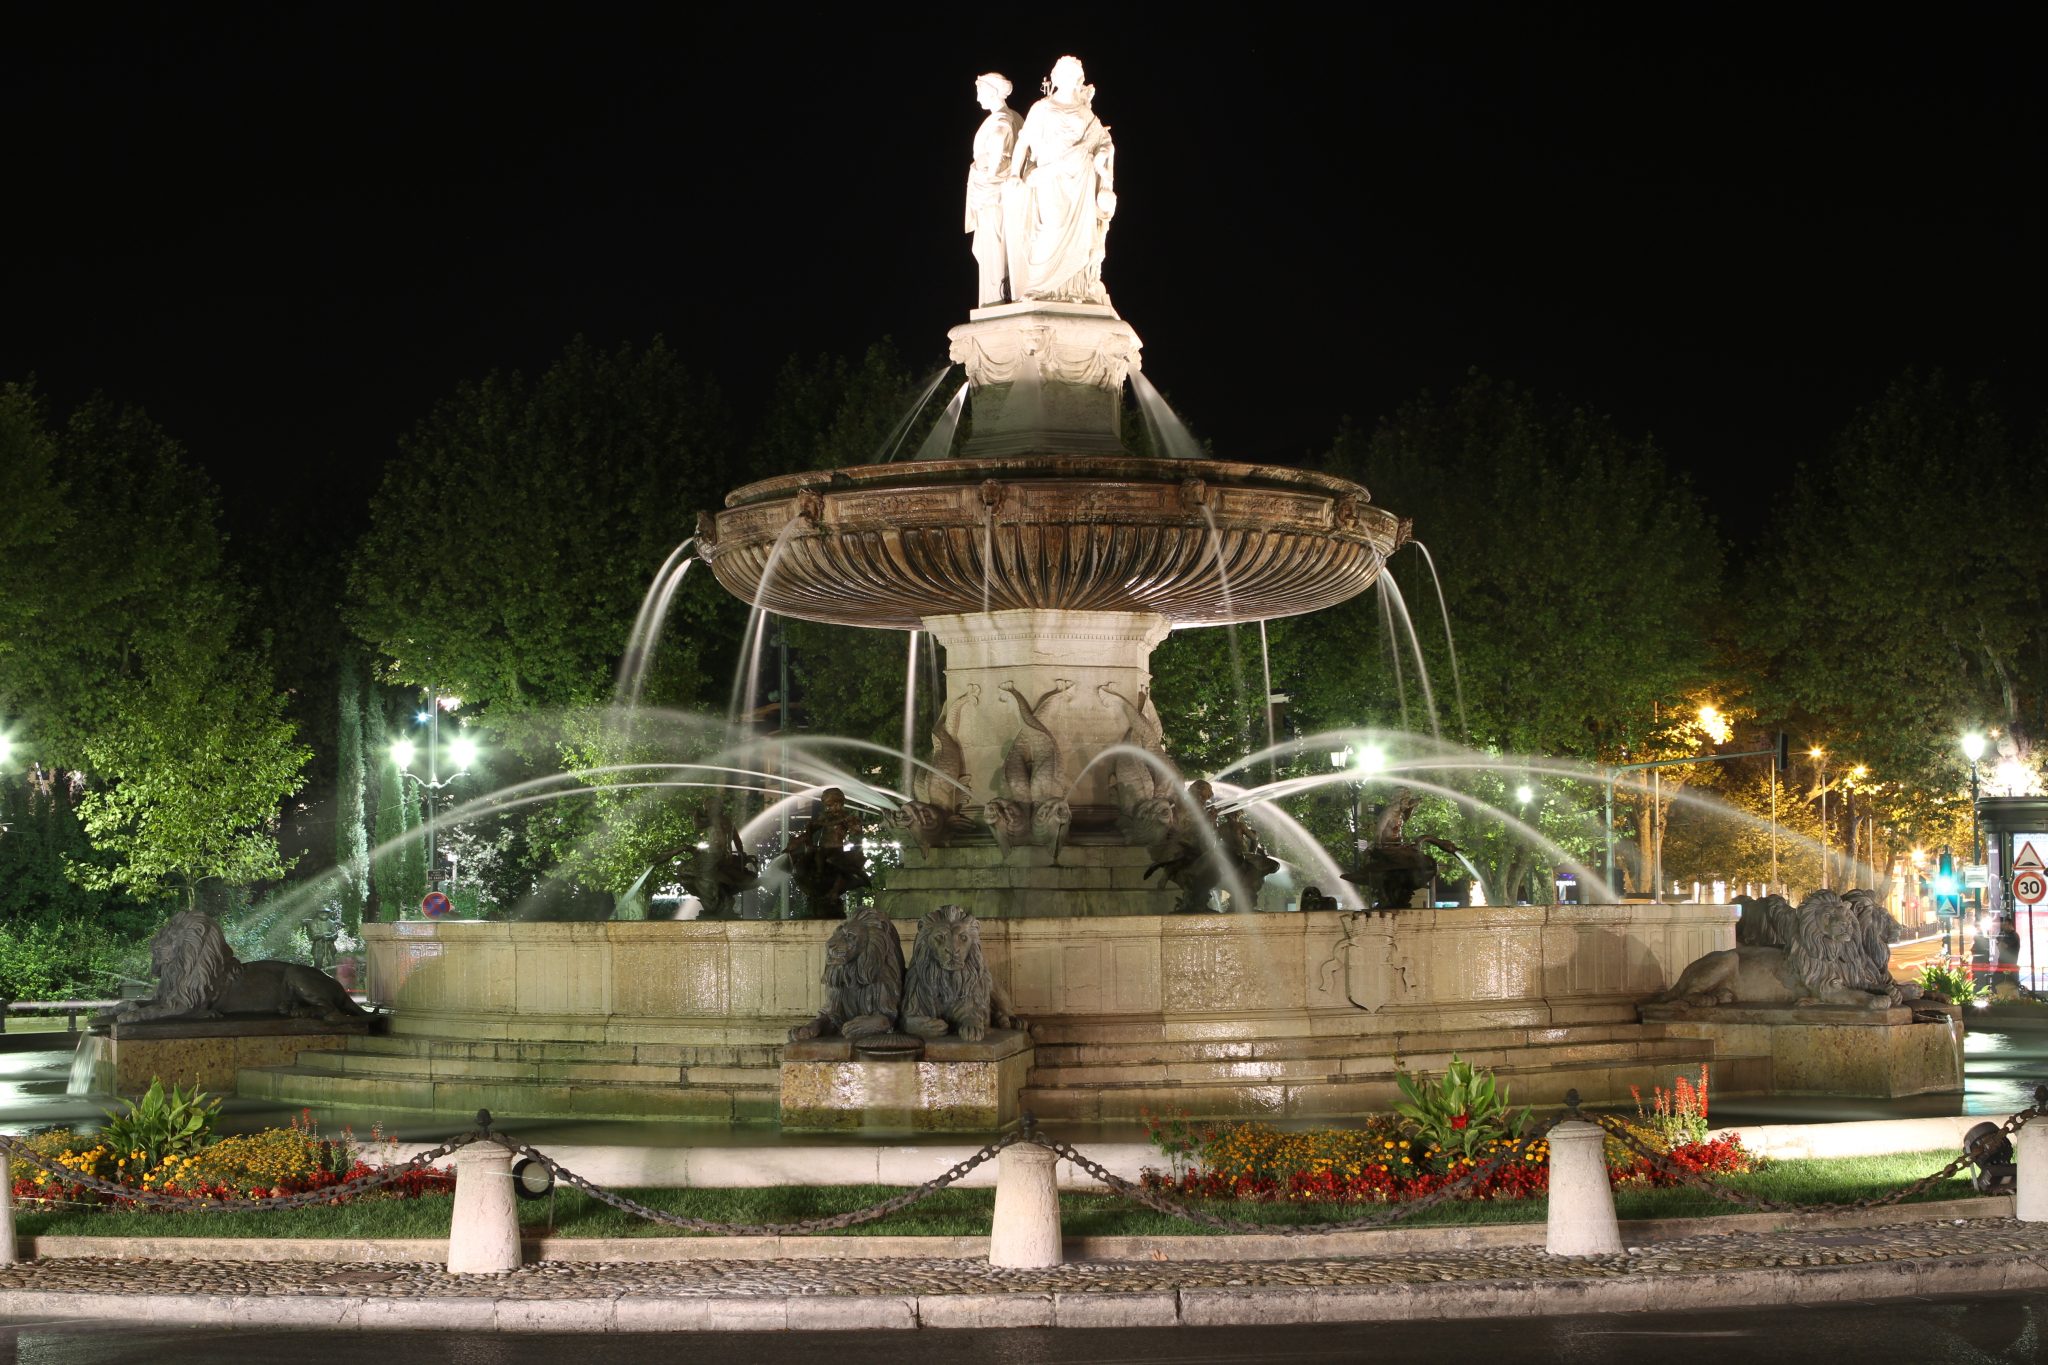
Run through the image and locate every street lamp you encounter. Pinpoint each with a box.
[1809,747,1829,889]
[392,727,478,900]
[1330,744,1385,873]
[1962,732,1987,957]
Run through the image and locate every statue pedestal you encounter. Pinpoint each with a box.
[779,1028,1033,1131]
[947,303,1142,456]
[879,843,1182,919]
[923,608,1171,821]
[1640,1003,1963,1098]
[93,1016,376,1096]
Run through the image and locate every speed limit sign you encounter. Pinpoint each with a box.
[2017,870,2048,906]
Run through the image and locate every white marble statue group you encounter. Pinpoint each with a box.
[965,56,1116,309]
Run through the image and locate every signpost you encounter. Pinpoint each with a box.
[421,890,454,919]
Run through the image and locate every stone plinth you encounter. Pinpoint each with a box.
[97,1017,375,1096]
[1641,1003,1964,1098]
[780,1029,1033,1131]
[946,302,1142,456]
[923,608,1170,820]
[880,843,1181,919]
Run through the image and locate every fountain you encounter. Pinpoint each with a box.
[243,56,1745,1128]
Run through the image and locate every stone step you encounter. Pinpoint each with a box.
[1028,1019,1664,1065]
[346,1034,782,1069]
[287,1049,694,1087]
[1026,1035,1713,1091]
[1020,1044,1726,1123]
[238,1065,780,1123]
[1020,1006,1644,1047]
[1024,1036,1712,1091]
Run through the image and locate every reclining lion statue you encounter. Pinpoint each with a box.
[1647,890,1888,1010]
[902,904,1022,1042]
[114,910,371,1025]
[789,904,904,1042]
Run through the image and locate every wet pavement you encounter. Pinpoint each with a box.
[3,1288,2047,1362]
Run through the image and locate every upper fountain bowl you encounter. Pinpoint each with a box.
[699,455,1408,629]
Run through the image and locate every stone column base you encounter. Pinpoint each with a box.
[780,1029,1033,1131]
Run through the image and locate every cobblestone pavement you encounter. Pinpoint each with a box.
[2,1215,2044,1301]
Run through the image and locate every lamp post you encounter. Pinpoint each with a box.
[1515,783,1535,903]
[1962,732,1987,968]
[392,719,478,899]
[1330,744,1384,875]
[1809,747,1828,889]
[1845,764,1867,886]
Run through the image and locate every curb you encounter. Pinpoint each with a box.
[2,1252,2045,1330]
[17,1195,2010,1264]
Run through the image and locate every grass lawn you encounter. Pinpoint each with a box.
[11,1149,1989,1241]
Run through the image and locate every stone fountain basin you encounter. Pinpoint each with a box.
[701,456,1407,630]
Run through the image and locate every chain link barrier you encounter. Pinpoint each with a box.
[1027,1113,1566,1236]
[1583,1088,2044,1215]
[3,1087,2035,1235]
[491,1129,1023,1236]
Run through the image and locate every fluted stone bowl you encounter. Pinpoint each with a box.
[700,456,1407,629]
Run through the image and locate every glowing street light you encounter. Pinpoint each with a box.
[1697,704,1731,746]
[391,725,480,900]
[0,734,12,767]
[1515,784,1534,807]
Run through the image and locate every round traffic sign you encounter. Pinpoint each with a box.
[2015,870,2047,906]
[420,890,454,918]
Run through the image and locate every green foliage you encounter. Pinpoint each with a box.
[0,382,71,666]
[1325,376,1722,760]
[333,650,371,933]
[1918,962,1985,1004]
[1747,371,2046,830]
[0,915,138,1000]
[348,336,740,719]
[0,779,150,930]
[751,340,935,472]
[101,1079,221,1172]
[0,396,230,771]
[1393,1055,1530,1162]
[71,635,311,909]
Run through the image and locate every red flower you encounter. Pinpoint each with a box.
[1450,1113,1470,1130]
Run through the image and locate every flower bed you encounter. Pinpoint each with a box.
[1140,1061,1756,1206]
[13,1106,452,1209]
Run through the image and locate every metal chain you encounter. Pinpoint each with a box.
[9,1091,2030,1232]
[0,1130,476,1213]
[1585,1098,2041,1214]
[1028,1115,1565,1236]
[491,1130,1023,1236]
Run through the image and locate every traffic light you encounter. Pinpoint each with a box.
[1775,732,1791,773]
[1933,850,1962,917]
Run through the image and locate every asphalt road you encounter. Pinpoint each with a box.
[4,1291,2046,1364]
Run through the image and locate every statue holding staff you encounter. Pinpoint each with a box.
[1006,54,1116,305]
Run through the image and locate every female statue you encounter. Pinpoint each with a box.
[1006,55,1116,305]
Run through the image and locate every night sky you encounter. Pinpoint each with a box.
[6,5,2041,544]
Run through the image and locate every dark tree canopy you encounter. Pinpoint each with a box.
[348,336,739,718]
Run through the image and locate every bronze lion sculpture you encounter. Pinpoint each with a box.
[114,910,371,1025]
[789,904,905,1042]
[1734,892,1798,949]
[1647,890,1888,1010]
[902,903,1021,1042]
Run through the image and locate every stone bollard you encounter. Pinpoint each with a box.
[447,1143,521,1274]
[1545,1119,1622,1256]
[0,1152,15,1266]
[2017,1122,2048,1221]
[989,1140,1062,1268]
